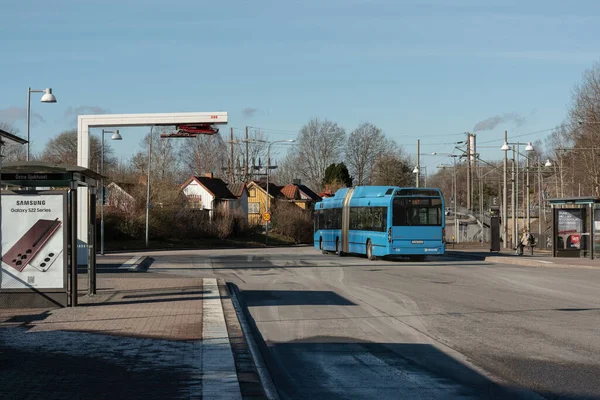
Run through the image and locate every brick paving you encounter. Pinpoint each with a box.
[0,266,265,399]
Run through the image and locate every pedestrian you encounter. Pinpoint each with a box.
[517,229,532,256]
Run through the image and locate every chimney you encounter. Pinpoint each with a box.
[325,184,329,192]
[205,172,214,179]
[293,178,301,185]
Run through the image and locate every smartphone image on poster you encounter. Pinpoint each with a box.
[28,249,63,272]
[1,218,62,272]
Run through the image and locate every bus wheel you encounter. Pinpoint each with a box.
[336,238,343,257]
[367,240,376,261]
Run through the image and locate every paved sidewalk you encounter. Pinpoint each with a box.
[0,266,266,399]
[445,246,600,269]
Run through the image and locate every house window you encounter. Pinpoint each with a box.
[249,188,256,198]
[187,194,202,209]
[249,202,260,214]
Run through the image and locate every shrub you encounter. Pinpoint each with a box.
[271,202,313,244]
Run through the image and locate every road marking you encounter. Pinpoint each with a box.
[248,255,253,262]
[202,278,242,400]
[120,255,142,271]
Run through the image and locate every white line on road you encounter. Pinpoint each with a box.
[202,278,242,400]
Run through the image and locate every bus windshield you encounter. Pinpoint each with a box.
[393,197,442,226]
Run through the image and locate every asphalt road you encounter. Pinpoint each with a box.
[128,247,600,400]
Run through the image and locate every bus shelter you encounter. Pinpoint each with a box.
[1,162,102,308]
[549,197,600,259]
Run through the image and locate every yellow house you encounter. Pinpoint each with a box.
[280,182,322,210]
[247,181,282,225]
[247,181,322,225]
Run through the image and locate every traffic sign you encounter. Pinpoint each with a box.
[262,212,271,222]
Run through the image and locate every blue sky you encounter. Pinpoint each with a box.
[1,0,599,171]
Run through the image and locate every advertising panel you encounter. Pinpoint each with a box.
[1,192,67,289]
[557,209,582,249]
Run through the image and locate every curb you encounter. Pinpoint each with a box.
[444,252,600,269]
[226,282,281,400]
[218,280,275,400]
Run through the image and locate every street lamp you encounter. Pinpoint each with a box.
[26,87,57,161]
[264,139,295,245]
[412,165,420,187]
[99,129,122,255]
[535,159,552,239]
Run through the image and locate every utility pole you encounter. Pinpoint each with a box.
[503,131,509,249]
[416,139,420,188]
[512,148,517,249]
[245,126,249,182]
[466,133,471,211]
[471,133,476,210]
[230,127,234,183]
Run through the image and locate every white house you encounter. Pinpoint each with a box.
[181,173,248,219]
[106,182,136,213]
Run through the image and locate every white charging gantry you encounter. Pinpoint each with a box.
[76,112,228,263]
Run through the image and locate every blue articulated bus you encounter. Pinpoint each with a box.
[314,186,445,261]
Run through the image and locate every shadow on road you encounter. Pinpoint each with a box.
[231,283,598,400]
[241,290,355,307]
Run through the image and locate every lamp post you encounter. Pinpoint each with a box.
[145,126,154,248]
[536,159,553,239]
[26,88,57,161]
[99,129,122,255]
[265,139,295,245]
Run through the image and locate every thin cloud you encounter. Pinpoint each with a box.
[0,106,45,125]
[64,105,109,126]
[243,107,258,118]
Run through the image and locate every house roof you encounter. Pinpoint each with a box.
[281,184,298,200]
[107,182,135,200]
[108,182,136,194]
[298,184,321,201]
[227,182,247,198]
[194,176,237,199]
[280,183,321,202]
[0,128,27,145]
[250,181,283,198]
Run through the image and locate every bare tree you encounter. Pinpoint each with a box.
[180,133,228,179]
[346,122,388,185]
[566,62,600,196]
[271,152,299,185]
[370,146,414,187]
[294,118,346,190]
[131,126,182,184]
[544,124,574,198]
[40,129,111,169]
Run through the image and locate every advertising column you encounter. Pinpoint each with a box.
[1,192,67,290]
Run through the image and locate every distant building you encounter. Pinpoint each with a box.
[280,180,322,209]
[105,182,136,213]
[246,181,283,225]
[246,180,321,225]
[181,173,248,219]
